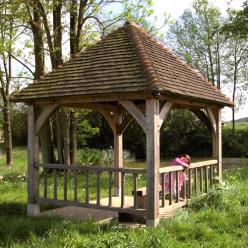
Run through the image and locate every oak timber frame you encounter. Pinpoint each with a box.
[27,95,223,227]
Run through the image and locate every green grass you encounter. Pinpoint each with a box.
[223,122,248,130]
[1,147,248,247]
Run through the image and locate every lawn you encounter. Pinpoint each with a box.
[223,122,248,130]
[0,147,248,248]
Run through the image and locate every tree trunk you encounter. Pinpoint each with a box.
[232,108,235,136]
[3,99,13,167]
[40,120,55,163]
[207,44,215,85]
[216,34,221,90]
[53,0,63,66]
[29,1,55,163]
[232,43,238,136]
[70,0,78,56]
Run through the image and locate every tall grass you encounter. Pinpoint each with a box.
[1,147,248,247]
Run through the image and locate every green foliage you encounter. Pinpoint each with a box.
[78,148,135,166]
[79,148,102,165]
[160,110,211,157]
[11,108,27,146]
[188,183,241,214]
[77,110,100,147]
[222,1,248,39]
[9,107,248,159]
[124,122,146,159]
[222,128,248,157]
[167,0,223,83]
[101,148,114,165]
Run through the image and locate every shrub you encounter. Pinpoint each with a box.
[79,148,102,165]
[188,182,241,214]
[102,148,114,165]
[78,148,135,166]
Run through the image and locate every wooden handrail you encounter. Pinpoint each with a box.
[189,160,218,169]
[159,159,218,173]
[42,163,146,174]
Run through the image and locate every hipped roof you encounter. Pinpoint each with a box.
[13,21,234,107]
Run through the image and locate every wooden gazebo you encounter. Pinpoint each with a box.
[13,21,233,227]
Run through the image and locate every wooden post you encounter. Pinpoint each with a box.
[215,108,222,182]
[114,114,123,196]
[27,105,40,216]
[209,108,222,182]
[98,110,123,196]
[146,99,160,227]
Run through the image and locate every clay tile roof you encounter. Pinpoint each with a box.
[13,21,234,107]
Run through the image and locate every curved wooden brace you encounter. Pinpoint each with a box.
[159,101,173,129]
[191,109,212,131]
[206,108,217,134]
[119,100,146,133]
[98,110,116,133]
[36,104,59,134]
[117,114,133,135]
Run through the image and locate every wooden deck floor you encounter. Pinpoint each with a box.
[39,196,187,223]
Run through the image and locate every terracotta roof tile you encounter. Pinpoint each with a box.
[13,21,233,107]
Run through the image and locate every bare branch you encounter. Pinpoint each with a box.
[9,54,35,76]
[11,76,34,80]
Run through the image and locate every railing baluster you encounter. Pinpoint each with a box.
[121,172,125,208]
[64,169,67,201]
[169,172,173,205]
[44,167,47,199]
[133,173,137,209]
[53,169,57,200]
[189,169,192,198]
[108,172,112,207]
[204,166,208,193]
[85,170,89,205]
[209,165,213,187]
[200,167,203,193]
[194,168,198,194]
[176,171,179,203]
[214,164,218,183]
[183,174,186,200]
[161,173,165,207]
[96,171,100,206]
[73,168,78,201]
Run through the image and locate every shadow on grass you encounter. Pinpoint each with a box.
[0,202,122,245]
[0,202,26,215]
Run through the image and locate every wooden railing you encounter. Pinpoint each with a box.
[38,164,147,216]
[37,160,219,217]
[159,160,218,208]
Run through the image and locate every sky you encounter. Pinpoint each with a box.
[152,0,247,121]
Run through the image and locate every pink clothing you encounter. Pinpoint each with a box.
[164,157,189,194]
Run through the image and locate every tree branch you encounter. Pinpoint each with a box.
[9,54,34,76]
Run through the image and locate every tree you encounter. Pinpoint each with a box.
[222,1,248,132]
[0,1,32,166]
[20,0,156,165]
[223,1,248,39]
[167,0,225,89]
[222,38,248,134]
[167,0,248,134]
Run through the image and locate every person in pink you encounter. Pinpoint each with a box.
[164,154,191,197]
